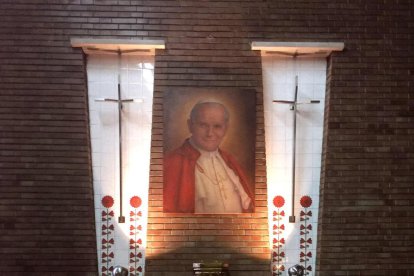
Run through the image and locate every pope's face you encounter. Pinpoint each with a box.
[188,104,228,152]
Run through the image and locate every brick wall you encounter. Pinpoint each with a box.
[0,0,413,275]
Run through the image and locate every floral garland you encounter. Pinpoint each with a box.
[101,196,115,276]
[299,195,313,274]
[272,195,286,276]
[129,196,144,275]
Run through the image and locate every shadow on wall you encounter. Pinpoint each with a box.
[145,246,270,276]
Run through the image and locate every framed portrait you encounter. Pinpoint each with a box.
[163,88,256,214]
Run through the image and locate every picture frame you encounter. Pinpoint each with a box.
[163,88,256,214]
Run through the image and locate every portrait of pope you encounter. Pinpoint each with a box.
[163,89,256,214]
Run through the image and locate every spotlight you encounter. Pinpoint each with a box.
[288,264,305,276]
[111,265,128,276]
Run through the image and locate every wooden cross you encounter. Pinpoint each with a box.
[273,76,320,223]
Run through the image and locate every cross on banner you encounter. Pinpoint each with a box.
[95,50,143,223]
[273,76,320,223]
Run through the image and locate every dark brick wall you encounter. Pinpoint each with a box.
[0,1,98,274]
[0,0,413,275]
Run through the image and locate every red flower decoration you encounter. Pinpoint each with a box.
[300,224,312,230]
[102,196,114,208]
[102,224,114,230]
[300,195,312,208]
[130,196,142,208]
[300,251,312,258]
[273,195,285,208]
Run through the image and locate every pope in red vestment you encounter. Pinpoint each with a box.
[163,101,254,213]
[164,139,254,213]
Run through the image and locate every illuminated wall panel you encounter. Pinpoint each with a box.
[87,53,154,275]
[262,56,327,275]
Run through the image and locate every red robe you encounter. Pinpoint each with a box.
[164,139,254,213]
